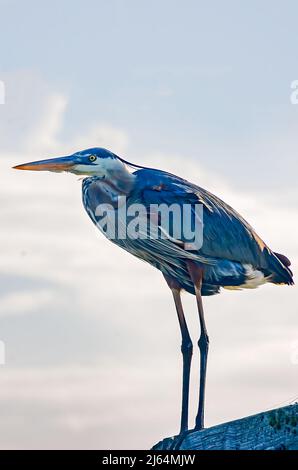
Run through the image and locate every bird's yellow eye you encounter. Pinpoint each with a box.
[89,155,97,162]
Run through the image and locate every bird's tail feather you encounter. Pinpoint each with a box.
[265,250,294,285]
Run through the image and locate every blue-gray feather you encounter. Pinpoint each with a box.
[82,166,293,296]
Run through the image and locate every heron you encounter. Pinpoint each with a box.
[14,148,293,439]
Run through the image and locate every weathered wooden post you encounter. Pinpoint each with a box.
[153,404,298,450]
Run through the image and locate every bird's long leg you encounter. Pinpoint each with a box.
[186,261,209,430]
[164,275,193,434]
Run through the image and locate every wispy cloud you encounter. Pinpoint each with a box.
[0,289,54,316]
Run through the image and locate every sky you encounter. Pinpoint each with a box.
[0,0,298,450]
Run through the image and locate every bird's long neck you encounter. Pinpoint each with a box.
[103,160,136,196]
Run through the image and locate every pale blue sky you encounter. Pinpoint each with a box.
[1,1,298,187]
[0,0,298,450]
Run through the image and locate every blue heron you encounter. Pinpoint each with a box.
[14,148,293,437]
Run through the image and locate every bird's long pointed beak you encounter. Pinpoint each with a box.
[13,156,76,172]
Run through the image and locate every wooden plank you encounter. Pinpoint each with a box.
[153,403,298,450]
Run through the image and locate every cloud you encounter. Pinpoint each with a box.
[24,93,68,154]
[0,289,53,316]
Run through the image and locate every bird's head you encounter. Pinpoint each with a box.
[13,148,128,179]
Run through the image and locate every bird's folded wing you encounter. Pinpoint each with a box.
[139,180,273,270]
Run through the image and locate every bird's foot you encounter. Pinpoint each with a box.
[169,425,204,450]
[169,430,191,450]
